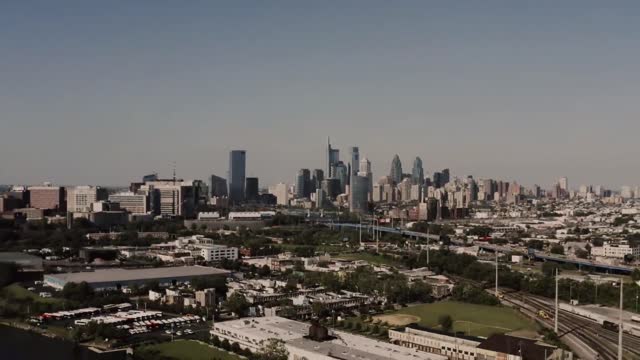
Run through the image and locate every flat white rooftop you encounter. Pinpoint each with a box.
[46,266,229,284]
[213,316,446,360]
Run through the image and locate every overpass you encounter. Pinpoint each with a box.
[477,244,634,274]
[530,251,634,274]
[328,223,440,241]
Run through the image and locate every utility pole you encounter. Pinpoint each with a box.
[359,216,362,247]
[618,279,623,360]
[495,250,499,297]
[426,228,430,265]
[375,218,379,253]
[555,268,559,333]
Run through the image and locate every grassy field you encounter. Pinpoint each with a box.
[337,253,404,267]
[383,301,537,338]
[140,340,242,360]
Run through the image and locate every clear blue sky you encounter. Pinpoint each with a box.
[1,1,639,189]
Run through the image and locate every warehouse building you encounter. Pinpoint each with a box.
[211,316,447,360]
[44,265,229,291]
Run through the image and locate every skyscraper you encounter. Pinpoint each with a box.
[334,162,348,193]
[349,146,360,177]
[349,175,369,213]
[245,177,259,202]
[295,169,311,198]
[269,183,289,206]
[411,157,424,185]
[559,177,569,192]
[311,169,324,194]
[358,157,373,200]
[327,138,340,178]
[442,168,450,185]
[210,175,228,198]
[228,150,246,204]
[390,155,403,184]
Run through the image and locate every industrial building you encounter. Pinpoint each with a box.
[44,266,229,290]
[211,316,447,360]
[389,324,571,360]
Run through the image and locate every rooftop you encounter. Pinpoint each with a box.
[46,266,229,284]
[213,316,447,360]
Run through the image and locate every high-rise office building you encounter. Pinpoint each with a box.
[432,172,443,188]
[108,192,148,214]
[245,177,259,202]
[322,178,341,200]
[327,138,340,178]
[28,185,66,211]
[559,177,569,192]
[358,157,373,200]
[334,162,348,193]
[390,155,403,184]
[66,186,108,212]
[349,175,369,213]
[228,150,246,203]
[442,168,450,185]
[295,169,311,198]
[268,183,289,206]
[311,169,324,194]
[349,146,360,177]
[210,175,228,198]
[411,157,424,185]
[398,178,413,202]
[139,179,196,217]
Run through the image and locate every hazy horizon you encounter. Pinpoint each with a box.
[2,1,640,189]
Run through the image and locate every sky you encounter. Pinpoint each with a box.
[1,1,640,190]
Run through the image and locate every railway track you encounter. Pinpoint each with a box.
[504,292,640,360]
[449,276,640,359]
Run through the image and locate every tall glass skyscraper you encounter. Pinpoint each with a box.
[411,157,424,185]
[390,154,403,184]
[296,168,311,198]
[327,137,339,178]
[228,150,246,204]
[349,146,360,177]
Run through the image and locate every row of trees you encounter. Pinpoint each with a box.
[300,266,433,304]
[403,249,640,313]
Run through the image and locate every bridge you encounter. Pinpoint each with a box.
[327,223,440,241]
[477,244,635,274]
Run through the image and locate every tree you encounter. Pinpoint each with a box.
[438,314,453,332]
[255,338,289,360]
[542,262,561,277]
[575,249,589,259]
[225,293,250,317]
[257,265,271,277]
[632,269,640,282]
[0,262,19,287]
[61,282,95,303]
[550,244,564,255]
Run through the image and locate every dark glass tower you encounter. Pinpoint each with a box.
[228,150,246,204]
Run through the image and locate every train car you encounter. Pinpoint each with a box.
[602,320,619,332]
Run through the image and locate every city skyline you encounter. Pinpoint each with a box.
[2,2,640,187]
